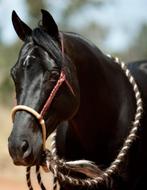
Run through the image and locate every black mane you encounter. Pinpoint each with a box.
[32,27,62,67]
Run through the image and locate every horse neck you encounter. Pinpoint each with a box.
[63,33,136,162]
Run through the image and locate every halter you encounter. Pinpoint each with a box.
[11,33,73,151]
[11,33,143,190]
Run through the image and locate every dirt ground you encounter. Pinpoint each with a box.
[0,177,26,190]
[0,104,53,190]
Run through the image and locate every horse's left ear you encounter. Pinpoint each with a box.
[41,9,59,41]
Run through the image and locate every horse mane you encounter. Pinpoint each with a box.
[32,27,62,68]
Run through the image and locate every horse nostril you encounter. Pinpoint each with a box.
[20,140,32,160]
[21,140,29,153]
[20,140,32,159]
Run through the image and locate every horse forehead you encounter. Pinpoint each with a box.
[21,42,33,55]
[22,45,47,66]
[21,41,41,57]
[20,42,58,69]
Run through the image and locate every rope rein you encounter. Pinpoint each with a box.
[11,55,143,190]
[45,55,143,188]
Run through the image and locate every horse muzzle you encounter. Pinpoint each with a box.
[8,136,33,166]
[8,123,43,166]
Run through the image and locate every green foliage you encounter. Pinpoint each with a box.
[63,0,104,18]
[131,24,147,59]
[26,0,46,25]
[120,24,147,62]
[0,41,21,105]
[0,75,14,106]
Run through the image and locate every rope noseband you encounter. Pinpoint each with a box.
[12,105,46,150]
[11,34,143,190]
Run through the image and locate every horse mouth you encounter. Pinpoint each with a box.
[8,138,44,167]
[13,159,32,166]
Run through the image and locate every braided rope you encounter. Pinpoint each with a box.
[36,166,47,190]
[48,56,143,187]
[12,56,143,190]
[26,167,33,190]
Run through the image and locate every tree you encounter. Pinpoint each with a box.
[120,24,147,62]
[26,0,46,25]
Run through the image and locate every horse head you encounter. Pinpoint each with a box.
[8,10,80,166]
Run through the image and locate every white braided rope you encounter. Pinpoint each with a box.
[48,56,143,187]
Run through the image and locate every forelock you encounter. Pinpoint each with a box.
[32,27,62,65]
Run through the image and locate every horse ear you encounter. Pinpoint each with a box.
[12,10,32,41]
[41,9,59,41]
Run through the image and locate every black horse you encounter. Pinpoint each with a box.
[8,10,147,190]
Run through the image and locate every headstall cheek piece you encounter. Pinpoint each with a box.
[11,33,143,190]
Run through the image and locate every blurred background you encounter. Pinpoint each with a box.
[0,0,147,189]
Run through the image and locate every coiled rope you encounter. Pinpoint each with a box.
[11,56,143,190]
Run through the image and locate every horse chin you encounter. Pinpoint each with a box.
[13,147,43,167]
